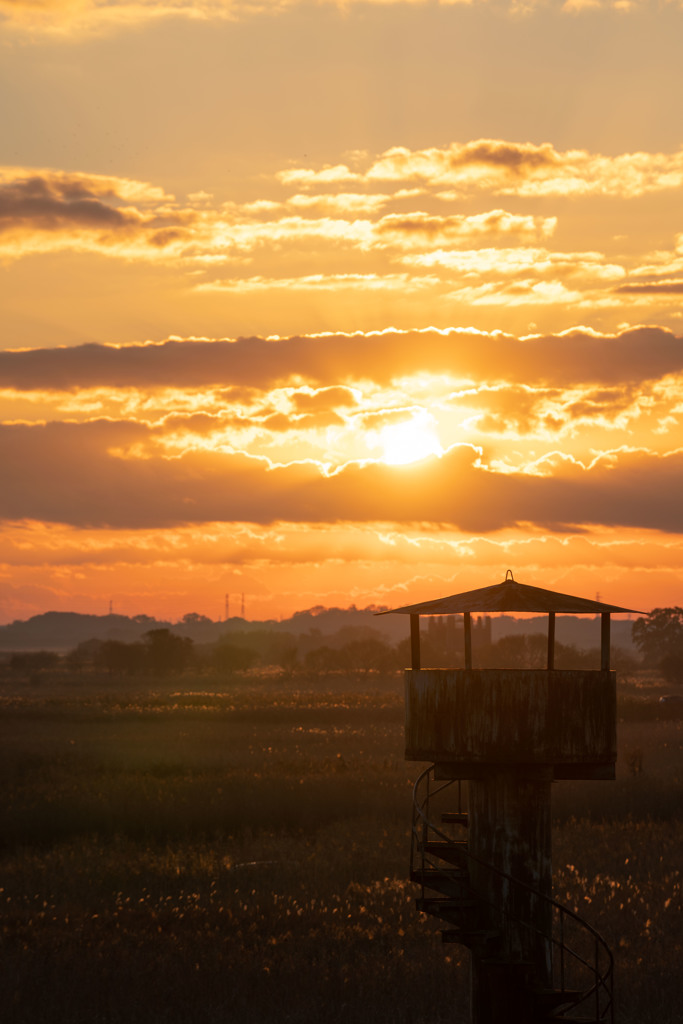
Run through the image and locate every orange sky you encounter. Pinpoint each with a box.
[2,1,683,622]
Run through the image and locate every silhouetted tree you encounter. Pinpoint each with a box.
[422,616,463,667]
[340,637,396,674]
[553,642,599,670]
[304,645,344,674]
[264,634,299,673]
[143,629,193,674]
[632,608,683,683]
[9,650,60,673]
[211,642,258,673]
[97,639,145,675]
[66,638,104,672]
[609,646,638,673]
[481,633,548,669]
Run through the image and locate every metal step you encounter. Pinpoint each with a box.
[416,895,479,929]
[441,811,468,826]
[420,840,469,867]
[410,868,471,897]
[532,988,585,1013]
[417,896,478,912]
[411,865,470,881]
[441,927,501,945]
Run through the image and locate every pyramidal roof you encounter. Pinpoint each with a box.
[378,572,643,616]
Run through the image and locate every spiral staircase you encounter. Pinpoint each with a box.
[411,765,614,1024]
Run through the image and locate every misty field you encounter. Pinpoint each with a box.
[0,671,681,1024]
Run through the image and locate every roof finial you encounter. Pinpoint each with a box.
[505,569,515,582]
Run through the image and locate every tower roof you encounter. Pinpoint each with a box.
[378,572,643,616]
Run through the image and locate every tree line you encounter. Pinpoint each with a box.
[9,609,679,680]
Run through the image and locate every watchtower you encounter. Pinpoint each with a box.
[381,572,640,1024]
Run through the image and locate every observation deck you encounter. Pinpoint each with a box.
[405,667,616,779]
[380,571,640,781]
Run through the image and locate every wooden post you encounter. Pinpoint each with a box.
[410,614,421,670]
[464,612,472,669]
[601,613,610,671]
[547,612,555,670]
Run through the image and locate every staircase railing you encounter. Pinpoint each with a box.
[412,764,614,1023]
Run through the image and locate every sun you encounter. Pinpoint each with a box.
[378,415,443,465]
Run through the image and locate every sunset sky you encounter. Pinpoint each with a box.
[2,0,683,623]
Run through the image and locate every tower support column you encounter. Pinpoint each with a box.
[468,769,553,1024]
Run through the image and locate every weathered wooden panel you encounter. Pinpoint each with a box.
[405,669,616,775]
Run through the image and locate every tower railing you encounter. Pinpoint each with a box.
[412,764,614,1023]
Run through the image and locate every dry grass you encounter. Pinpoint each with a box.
[0,671,681,1023]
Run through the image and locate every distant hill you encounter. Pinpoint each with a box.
[0,612,174,652]
[0,606,406,652]
[0,606,638,654]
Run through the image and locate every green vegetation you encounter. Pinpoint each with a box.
[0,669,681,1023]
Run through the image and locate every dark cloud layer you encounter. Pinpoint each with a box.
[448,140,559,173]
[0,176,137,232]
[0,171,195,255]
[2,419,682,533]
[2,327,682,393]
[617,281,683,294]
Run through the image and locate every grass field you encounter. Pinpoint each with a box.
[0,670,681,1023]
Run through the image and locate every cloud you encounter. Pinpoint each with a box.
[616,280,683,294]
[195,272,441,294]
[0,0,522,39]
[2,417,683,534]
[287,192,393,216]
[406,246,619,278]
[289,385,360,413]
[3,326,681,393]
[374,210,557,246]
[155,400,353,441]
[203,207,552,257]
[0,518,679,579]
[449,383,642,438]
[4,157,678,328]
[0,0,665,36]
[0,167,554,272]
[281,140,683,199]
[193,243,628,314]
[0,169,197,261]
[398,246,625,310]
